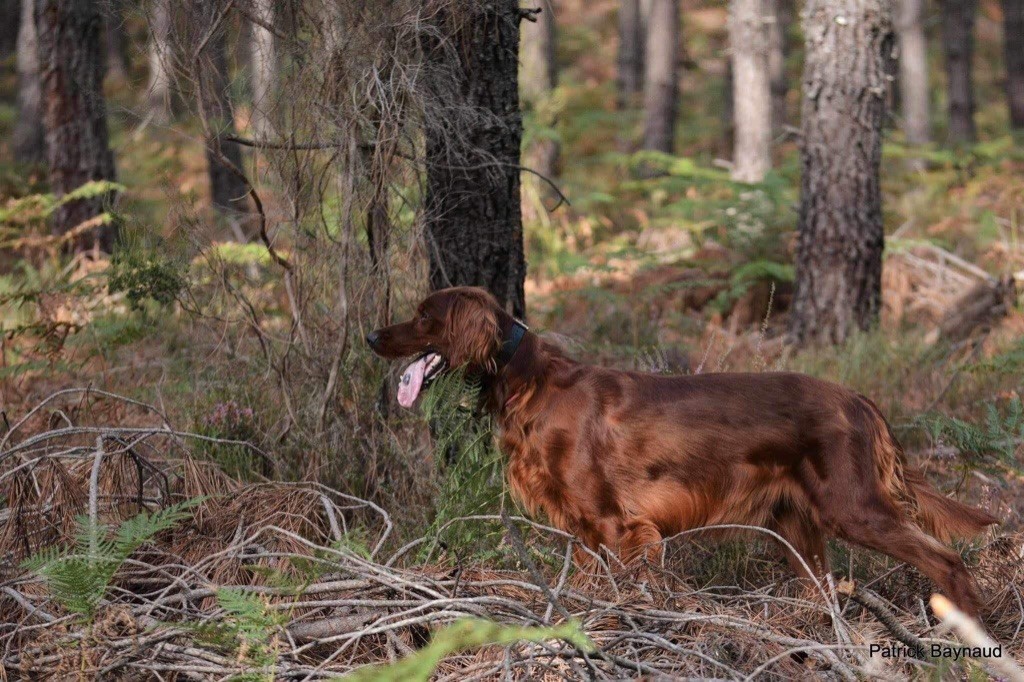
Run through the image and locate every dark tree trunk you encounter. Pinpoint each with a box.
[193,1,250,221]
[14,0,46,164]
[941,0,976,142]
[422,0,526,318]
[35,0,118,252]
[790,0,894,345]
[1004,0,1024,129]
[521,1,559,179]
[0,0,20,58]
[617,0,644,107]
[642,0,679,154]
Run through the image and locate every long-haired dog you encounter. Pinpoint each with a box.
[367,286,997,615]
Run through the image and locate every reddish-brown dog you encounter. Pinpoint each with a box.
[367,286,997,615]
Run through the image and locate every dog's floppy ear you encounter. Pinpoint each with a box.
[444,290,501,371]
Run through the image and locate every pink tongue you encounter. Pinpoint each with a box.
[397,356,428,408]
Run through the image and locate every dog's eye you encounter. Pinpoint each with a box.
[418,311,429,323]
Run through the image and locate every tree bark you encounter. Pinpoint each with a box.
[521,1,559,179]
[145,0,173,124]
[0,0,20,58]
[642,0,679,154]
[249,0,275,138]
[193,0,250,220]
[617,0,645,107]
[423,0,526,318]
[897,0,930,145]
[1004,0,1024,129]
[730,0,772,182]
[35,0,119,252]
[768,0,791,132]
[790,0,894,345]
[14,0,46,165]
[940,0,976,142]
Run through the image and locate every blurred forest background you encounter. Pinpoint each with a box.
[1,0,1024,678]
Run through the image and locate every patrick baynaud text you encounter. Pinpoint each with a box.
[869,642,1002,661]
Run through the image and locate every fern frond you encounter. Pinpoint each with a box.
[20,497,202,619]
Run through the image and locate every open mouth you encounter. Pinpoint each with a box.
[397,352,448,408]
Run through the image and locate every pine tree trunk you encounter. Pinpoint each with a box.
[617,0,645,106]
[423,0,526,318]
[790,0,894,345]
[0,0,20,58]
[521,1,559,179]
[14,0,46,165]
[35,0,119,252]
[145,0,172,124]
[941,0,976,142]
[898,0,930,145]
[249,0,275,138]
[768,0,790,132]
[1004,0,1024,128]
[642,0,679,154]
[730,0,772,182]
[193,0,250,220]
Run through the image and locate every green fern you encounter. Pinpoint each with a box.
[21,498,202,618]
[920,398,1024,471]
[341,618,594,682]
[177,588,287,680]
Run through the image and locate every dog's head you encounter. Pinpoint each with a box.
[366,287,507,407]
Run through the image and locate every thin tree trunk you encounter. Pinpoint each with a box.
[642,0,679,154]
[941,0,976,142]
[730,0,772,182]
[0,0,20,58]
[898,0,930,145]
[14,0,45,164]
[193,1,250,221]
[618,0,644,106]
[249,0,275,138]
[423,0,526,317]
[35,0,119,252]
[768,0,790,132]
[103,0,129,83]
[1004,0,1024,129]
[145,0,172,124]
[790,0,894,345]
[521,1,559,179]
[721,60,735,158]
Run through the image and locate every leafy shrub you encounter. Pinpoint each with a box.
[419,370,508,560]
[196,400,263,480]
[108,245,187,309]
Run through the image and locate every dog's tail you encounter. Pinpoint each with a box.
[863,394,998,542]
[902,467,998,542]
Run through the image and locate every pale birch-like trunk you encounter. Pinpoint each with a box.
[730,0,772,182]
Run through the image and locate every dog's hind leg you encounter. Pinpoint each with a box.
[771,504,830,582]
[825,497,984,617]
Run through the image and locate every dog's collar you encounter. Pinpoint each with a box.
[496,319,528,369]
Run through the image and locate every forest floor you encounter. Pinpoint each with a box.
[2,0,1024,678]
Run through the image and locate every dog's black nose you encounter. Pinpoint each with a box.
[366,330,380,348]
